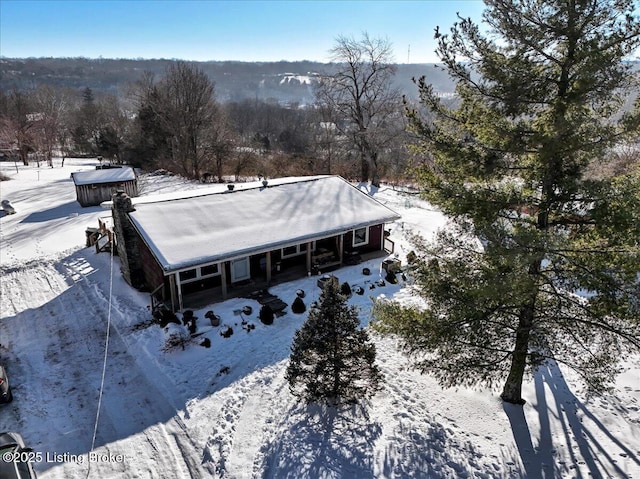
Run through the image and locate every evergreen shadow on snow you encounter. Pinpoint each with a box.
[505,361,640,478]
[259,400,521,479]
[260,402,382,479]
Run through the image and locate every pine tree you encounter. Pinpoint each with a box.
[286,277,382,405]
[374,0,640,404]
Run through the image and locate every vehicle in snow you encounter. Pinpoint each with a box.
[0,365,12,403]
[0,432,37,478]
[1,200,16,215]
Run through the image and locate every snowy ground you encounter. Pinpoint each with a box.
[0,158,639,479]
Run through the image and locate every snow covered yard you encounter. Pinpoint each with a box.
[0,159,639,478]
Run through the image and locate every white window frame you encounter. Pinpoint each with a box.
[177,263,221,284]
[281,242,316,259]
[352,227,369,247]
[200,263,220,278]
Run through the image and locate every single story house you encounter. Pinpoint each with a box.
[72,167,138,207]
[110,175,401,311]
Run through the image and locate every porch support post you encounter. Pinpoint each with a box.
[265,251,272,286]
[176,274,184,312]
[380,224,385,251]
[306,243,312,273]
[169,274,178,312]
[339,234,344,264]
[221,262,228,300]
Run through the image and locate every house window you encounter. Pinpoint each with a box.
[179,269,197,282]
[178,264,220,284]
[353,227,369,247]
[200,264,219,277]
[281,242,315,259]
[282,246,298,258]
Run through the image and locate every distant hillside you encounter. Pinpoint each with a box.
[0,57,456,104]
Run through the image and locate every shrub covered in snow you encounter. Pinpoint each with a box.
[162,323,191,352]
[291,296,306,314]
[259,304,275,325]
[340,281,352,298]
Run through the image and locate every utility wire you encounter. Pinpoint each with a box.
[86,236,115,479]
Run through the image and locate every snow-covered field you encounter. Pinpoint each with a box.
[0,158,639,479]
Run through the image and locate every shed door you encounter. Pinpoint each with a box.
[230,257,250,282]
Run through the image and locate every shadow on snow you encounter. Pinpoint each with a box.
[260,403,382,479]
[2,246,637,478]
[20,201,101,223]
[505,361,640,478]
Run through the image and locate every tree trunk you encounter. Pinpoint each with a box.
[20,147,29,166]
[216,157,223,183]
[501,257,541,405]
[370,151,380,188]
[501,301,534,404]
[360,155,370,183]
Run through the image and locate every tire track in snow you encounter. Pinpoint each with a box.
[0,253,208,478]
[201,365,289,478]
[58,253,208,479]
[227,366,290,479]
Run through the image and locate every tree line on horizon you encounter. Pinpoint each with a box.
[0,36,414,186]
[2,0,640,409]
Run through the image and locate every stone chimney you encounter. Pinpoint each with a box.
[112,190,145,289]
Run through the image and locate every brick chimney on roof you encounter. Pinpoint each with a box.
[112,190,145,290]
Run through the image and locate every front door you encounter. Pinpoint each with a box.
[230,257,250,282]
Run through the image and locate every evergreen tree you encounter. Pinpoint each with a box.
[373,0,640,404]
[72,87,101,155]
[286,277,382,405]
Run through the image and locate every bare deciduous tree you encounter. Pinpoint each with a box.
[205,107,235,182]
[32,85,70,166]
[315,33,401,187]
[0,90,34,165]
[133,62,230,179]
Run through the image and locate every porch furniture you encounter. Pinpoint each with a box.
[312,248,341,270]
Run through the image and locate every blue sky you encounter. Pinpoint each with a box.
[0,1,486,63]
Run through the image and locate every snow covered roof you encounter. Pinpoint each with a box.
[126,176,329,206]
[71,167,136,186]
[127,175,401,272]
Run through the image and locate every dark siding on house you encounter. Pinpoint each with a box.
[344,223,384,253]
[368,224,383,251]
[137,234,165,292]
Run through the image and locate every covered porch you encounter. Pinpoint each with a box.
[162,231,392,311]
[179,249,389,310]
